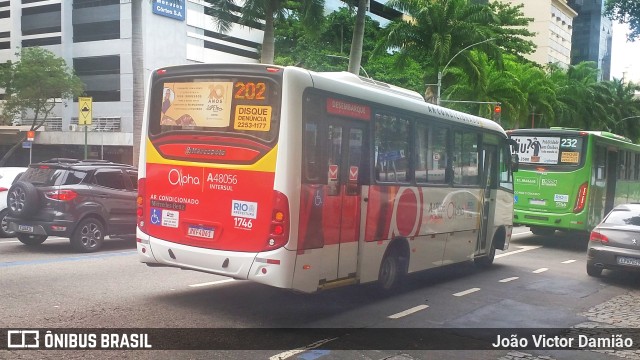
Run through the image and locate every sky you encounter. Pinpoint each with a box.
[611,21,640,82]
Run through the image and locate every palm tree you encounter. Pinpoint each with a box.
[378,0,534,88]
[348,0,369,75]
[445,51,525,127]
[205,0,324,64]
[605,78,640,140]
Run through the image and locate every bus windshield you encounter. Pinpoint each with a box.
[510,135,584,166]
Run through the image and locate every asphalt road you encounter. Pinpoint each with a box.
[1,228,639,360]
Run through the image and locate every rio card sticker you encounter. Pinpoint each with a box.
[328,164,339,180]
[161,82,233,128]
[234,105,272,131]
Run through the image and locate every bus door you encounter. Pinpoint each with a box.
[605,150,618,214]
[478,144,498,253]
[323,121,368,281]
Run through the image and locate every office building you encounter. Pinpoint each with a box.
[567,0,612,81]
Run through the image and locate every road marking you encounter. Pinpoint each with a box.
[533,268,548,273]
[188,279,235,288]
[0,236,68,245]
[0,250,136,268]
[495,245,541,259]
[269,338,337,360]
[388,305,429,319]
[453,288,480,297]
[499,277,519,283]
[562,259,576,264]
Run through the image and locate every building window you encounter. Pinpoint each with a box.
[22,4,61,36]
[74,55,121,102]
[22,36,61,47]
[72,0,120,43]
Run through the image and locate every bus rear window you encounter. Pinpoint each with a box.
[149,76,281,143]
[511,135,583,165]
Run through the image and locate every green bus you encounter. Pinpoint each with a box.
[508,127,640,236]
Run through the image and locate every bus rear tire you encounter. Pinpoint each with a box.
[530,226,555,236]
[378,252,405,291]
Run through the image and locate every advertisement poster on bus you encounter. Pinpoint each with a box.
[510,136,560,164]
[160,82,233,128]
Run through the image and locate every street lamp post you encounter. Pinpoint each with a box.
[325,54,370,78]
[612,115,640,134]
[436,38,495,106]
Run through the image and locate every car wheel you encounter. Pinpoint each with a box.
[7,181,40,218]
[71,218,105,253]
[586,264,603,277]
[17,233,47,246]
[0,209,16,238]
[475,237,496,267]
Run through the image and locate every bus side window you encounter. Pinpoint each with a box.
[304,122,321,182]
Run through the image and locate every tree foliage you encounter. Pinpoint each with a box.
[204,0,325,63]
[606,0,640,41]
[377,0,535,85]
[0,47,84,166]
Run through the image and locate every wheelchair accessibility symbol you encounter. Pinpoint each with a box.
[150,208,162,225]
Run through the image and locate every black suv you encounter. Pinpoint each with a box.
[6,158,138,252]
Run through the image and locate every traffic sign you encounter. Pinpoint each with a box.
[26,130,35,141]
[79,97,92,125]
[22,141,32,149]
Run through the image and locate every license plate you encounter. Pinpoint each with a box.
[18,225,34,233]
[188,226,214,239]
[617,256,640,267]
[530,199,546,206]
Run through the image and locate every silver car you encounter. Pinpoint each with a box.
[587,203,640,277]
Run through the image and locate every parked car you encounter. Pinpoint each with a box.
[0,167,28,237]
[5,158,138,252]
[586,203,640,277]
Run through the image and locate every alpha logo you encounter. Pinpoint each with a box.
[541,179,558,186]
[7,330,40,348]
[168,168,200,186]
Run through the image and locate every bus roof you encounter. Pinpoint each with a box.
[286,67,507,136]
[508,128,633,144]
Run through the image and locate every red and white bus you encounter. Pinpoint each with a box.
[137,64,516,293]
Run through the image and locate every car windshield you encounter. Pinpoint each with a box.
[20,167,87,186]
[603,209,640,226]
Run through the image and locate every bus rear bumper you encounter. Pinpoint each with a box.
[513,209,585,231]
[136,231,296,289]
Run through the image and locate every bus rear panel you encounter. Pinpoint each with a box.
[137,64,296,287]
[510,130,591,233]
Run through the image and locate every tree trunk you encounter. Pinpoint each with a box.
[348,0,368,76]
[261,0,275,64]
[131,0,144,166]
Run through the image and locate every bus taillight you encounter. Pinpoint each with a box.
[573,182,588,213]
[137,178,146,231]
[266,190,289,250]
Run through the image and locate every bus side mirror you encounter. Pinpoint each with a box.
[511,154,519,172]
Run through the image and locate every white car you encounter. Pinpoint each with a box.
[0,167,28,237]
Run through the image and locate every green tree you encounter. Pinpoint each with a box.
[274,8,424,91]
[205,0,325,64]
[549,62,615,131]
[606,0,640,40]
[445,51,525,125]
[605,78,640,141]
[377,0,535,89]
[0,47,84,166]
